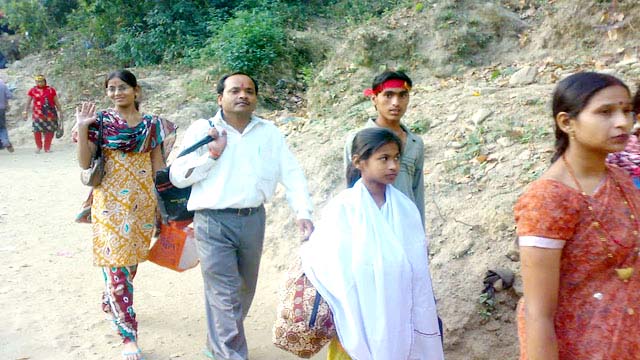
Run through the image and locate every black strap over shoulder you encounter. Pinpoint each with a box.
[154,119,216,223]
[95,117,103,158]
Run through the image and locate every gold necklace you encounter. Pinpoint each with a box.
[562,155,639,282]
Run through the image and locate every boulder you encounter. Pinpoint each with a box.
[472,108,493,125]
[509,66,538,86]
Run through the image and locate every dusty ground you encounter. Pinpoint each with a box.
[4,59,640,360]
[3,1,640,359]
[0,143,327,360]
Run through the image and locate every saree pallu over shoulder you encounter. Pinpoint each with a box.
[301,181,444,360]
[87,109,176,159]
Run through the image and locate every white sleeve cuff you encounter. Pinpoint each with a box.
[518,236,566,249]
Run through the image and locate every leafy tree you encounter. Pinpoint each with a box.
[42,0,79,26]
[0,0,57,49]
[107,0,213,66]
[202,9,287,76]
[69,0,146,48]
[0,0,415,70]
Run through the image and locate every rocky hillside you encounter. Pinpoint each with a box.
[3,1,640,358]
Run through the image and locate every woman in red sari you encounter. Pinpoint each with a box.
[515,72,640,359]
[23,74,63,153]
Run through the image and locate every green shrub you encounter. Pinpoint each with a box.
[202,9,287,76]
[42,0,79,27]
[70,1,213,66]
[0,0,58,50]
[455,29,493,62]
[67,0,146,49]
[323,0,411,24]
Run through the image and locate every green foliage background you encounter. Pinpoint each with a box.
[0,0,412,77]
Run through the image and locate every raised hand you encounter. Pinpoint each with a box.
[75,102,97,128]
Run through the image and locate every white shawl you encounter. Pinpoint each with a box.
[301,180,444,360]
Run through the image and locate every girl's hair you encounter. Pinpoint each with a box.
[633,86,640,115]
[551,71,630,162]
[105,69,140,110]
[346,127,403,188]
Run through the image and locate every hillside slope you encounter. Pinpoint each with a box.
[3,1,640,359]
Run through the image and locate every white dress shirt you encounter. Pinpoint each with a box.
[169,111,312,220]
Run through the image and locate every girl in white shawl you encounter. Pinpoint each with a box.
[301,128,444,360]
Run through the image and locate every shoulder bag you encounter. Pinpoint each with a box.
[272,258,336,358]
[155,129,215,223]
[55,120,64,139]
[80,119,105,186]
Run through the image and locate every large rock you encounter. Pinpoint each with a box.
[509,66,538,86]
[472,108,493,125]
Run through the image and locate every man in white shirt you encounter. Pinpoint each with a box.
[170,72,314,360]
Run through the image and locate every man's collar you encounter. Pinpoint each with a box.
[367,118,410,132]
[213,110,260,132]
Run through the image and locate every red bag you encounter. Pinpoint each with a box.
[148,220,199,272]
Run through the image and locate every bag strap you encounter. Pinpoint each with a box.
[95,117,103,158]
[308,292,323,328]
[176,119,216,159]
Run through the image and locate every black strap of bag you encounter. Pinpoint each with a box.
[96,118,103,157]
[155,123,216,222]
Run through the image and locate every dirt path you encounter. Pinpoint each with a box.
[0,143,326,360]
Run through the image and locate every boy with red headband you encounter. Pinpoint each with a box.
[344,70,425,224]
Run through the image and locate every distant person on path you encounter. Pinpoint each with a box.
[303,127,444,360]
[515,72,640,359]
[23,74,63,153]
[0,77,14,152]
[607,87,640,187]
[75,70,176,360]
[169,72,314,360]
[343,70,425,225]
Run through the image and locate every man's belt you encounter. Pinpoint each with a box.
[211,206,262,216]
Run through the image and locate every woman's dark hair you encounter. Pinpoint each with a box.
[633,86,640,115]
[216,72,259,95]
[550,71,630,162]
[346,128,403,188]
[371,70,412,90]
[105,69,140,110]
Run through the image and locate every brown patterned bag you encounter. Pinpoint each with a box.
[272,259,336,358]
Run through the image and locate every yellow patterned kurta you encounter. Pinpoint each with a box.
[92,148,155,266]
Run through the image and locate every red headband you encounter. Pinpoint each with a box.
[363,79,411,97]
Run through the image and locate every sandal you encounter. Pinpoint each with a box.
[122,348,144,360]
